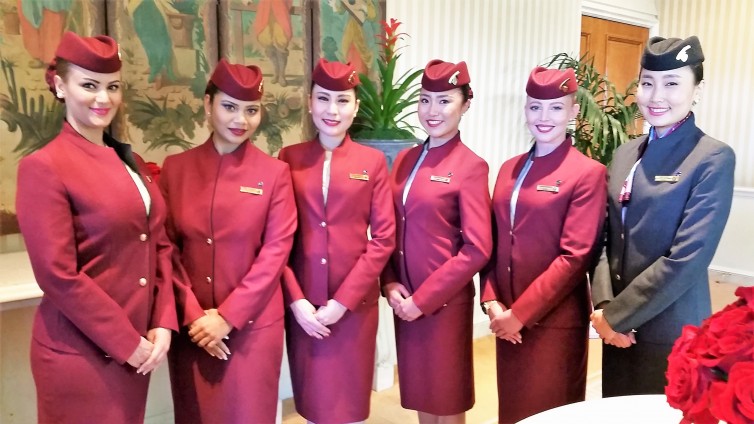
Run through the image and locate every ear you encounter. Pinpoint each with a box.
[461,99,471,114]
[203,94,212,116]
[693,79,705,105]
[570,101,580,120]
[354,98,360,115]
[54,74,65,96]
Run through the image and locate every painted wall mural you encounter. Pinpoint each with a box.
[0,0,383,253]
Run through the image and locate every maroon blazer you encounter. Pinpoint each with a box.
[278,136,395,309]
[159,139,296,330]
[16,122,177,364]
[481,140,607,328]
[381,133,492,313]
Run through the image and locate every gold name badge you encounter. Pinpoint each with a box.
[430,175,451,184]
[655,175,681,183]
[349,173,369,181]
[536,185,559,193]
[240,186,263,195]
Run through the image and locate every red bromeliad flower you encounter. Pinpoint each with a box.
[376,18,409,62]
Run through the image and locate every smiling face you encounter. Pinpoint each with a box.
[54,63,122,138]
[637,66,702,134]
[309,84,359,145]
[418,88,469,144]
[524,94,579,147]
[205,90,262,154]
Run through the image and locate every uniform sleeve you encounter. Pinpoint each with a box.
[334,155,396,310]
[159,156,205,327]
[276,147,307,307]
[590,242,614,308]
[16,154,141,364]
[479,175,501,304]
[412,161,493,315]
[511,165,607,327]
[604,147,735,332]
[217,165,297,329]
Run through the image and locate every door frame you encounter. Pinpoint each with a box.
[582,0,659,34]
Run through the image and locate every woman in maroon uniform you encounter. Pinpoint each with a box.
[382,59,492,424]
[16,32,177,423]
[160,59,297,423]
[480,67,607,423]
[279,58,395,424]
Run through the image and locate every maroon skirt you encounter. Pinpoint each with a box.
[31,337,151,423]
[169,317,284,424]
[395,300,475,415]
[286,302,378,423]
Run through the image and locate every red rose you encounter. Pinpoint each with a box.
[145,161,161,184]
[698,306,754,372]
[736,286,754,310]
[709,362,754,424]
[666,331,716,423]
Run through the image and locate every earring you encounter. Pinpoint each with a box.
[56,91,63,98]
[692,99,698,106]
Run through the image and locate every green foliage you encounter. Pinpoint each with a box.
[257,91,304,155]
[126,89,204,151]
[352,19,422,140]
[545,53,640,166]
[0,57,64,156]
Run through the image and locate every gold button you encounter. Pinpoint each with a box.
[399,250,404,256]
[206,238,213,245]
[402,216,406,221]
[248,320,254,324]
[616,275,621,281]
[206,277,212,284]
[139,233,148,242]
[509,231,513,236]
[320,258,327,265]
[139,277,147,287]
[507,266,511,272]
[320,221,327,228]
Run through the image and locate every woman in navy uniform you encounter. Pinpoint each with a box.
[382,59,492,424]
[591,36,736,396]
[16,31,177,423]
[480,67,607,423]
[160,60,297,423]
[279,58,395,424]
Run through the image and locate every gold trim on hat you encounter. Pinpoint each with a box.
[559,78,570,93]
[348,71,356,85]
[259,80,264,94]
[448,71,459,85]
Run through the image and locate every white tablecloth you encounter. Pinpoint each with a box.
[517,395,683,423]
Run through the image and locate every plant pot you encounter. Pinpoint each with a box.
[354,138,420,171]
[166,12,194,48]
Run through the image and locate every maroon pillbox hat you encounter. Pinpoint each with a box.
[421,59,472,96]
[209,59,264,101]
[54,31,122,73]
[526,67,578,99]
[312,58,359,91]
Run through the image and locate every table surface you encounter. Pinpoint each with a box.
[517,394,683,424]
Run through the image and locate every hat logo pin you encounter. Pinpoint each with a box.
[676,45,691,62]
[559,78,570,93]
[448,71,459,85]
[348,71,356,85]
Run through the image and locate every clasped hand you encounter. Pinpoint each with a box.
[126,327,172,374]
[590,309,636,348]
[487,303,523,344]
[189,309,233,360]
[384,283,422,321]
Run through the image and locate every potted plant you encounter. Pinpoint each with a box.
[352,18,423,169]
[545,53,640,166]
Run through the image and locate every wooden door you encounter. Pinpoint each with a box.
[580,15,648,134]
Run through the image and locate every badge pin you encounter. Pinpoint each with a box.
[145,175,152,183]
[655,172,681,183]
[430,175,451,184]
[349,170,369,181]
[240,186,263,195]
[536,185,559,193]
[448,71,459,85]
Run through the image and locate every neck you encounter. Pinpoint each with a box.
[212,135,242,155]
[68,120,105,146]
[319,134,345,151]
[533,139,565,157]
[428,132,457,148]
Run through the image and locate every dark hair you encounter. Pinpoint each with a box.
[205,80,220,102]
[460,84,472,102]
[690,62,704,84]
[46,58,70,102]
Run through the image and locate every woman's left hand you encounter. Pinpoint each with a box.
[315,299,348,326]
[137,327,172,374]
[189,309,232,348]
[490,309,524,342]
[395,296,423,322]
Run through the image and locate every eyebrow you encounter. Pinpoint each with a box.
[220,100,239,107]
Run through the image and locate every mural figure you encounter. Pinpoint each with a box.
[17,0,71,67]
[253,0,293,87]
[130,0,177,89]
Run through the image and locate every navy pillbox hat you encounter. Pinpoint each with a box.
[641,36,704,71]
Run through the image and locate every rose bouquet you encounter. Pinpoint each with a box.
[665,286,754,423]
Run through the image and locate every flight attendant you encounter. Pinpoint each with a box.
[591,36,736,396]
[480,67,607,423]
[279,58,395,424]
[382,59,492,424]
[16,31,177,423]
[160,59,297,423]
